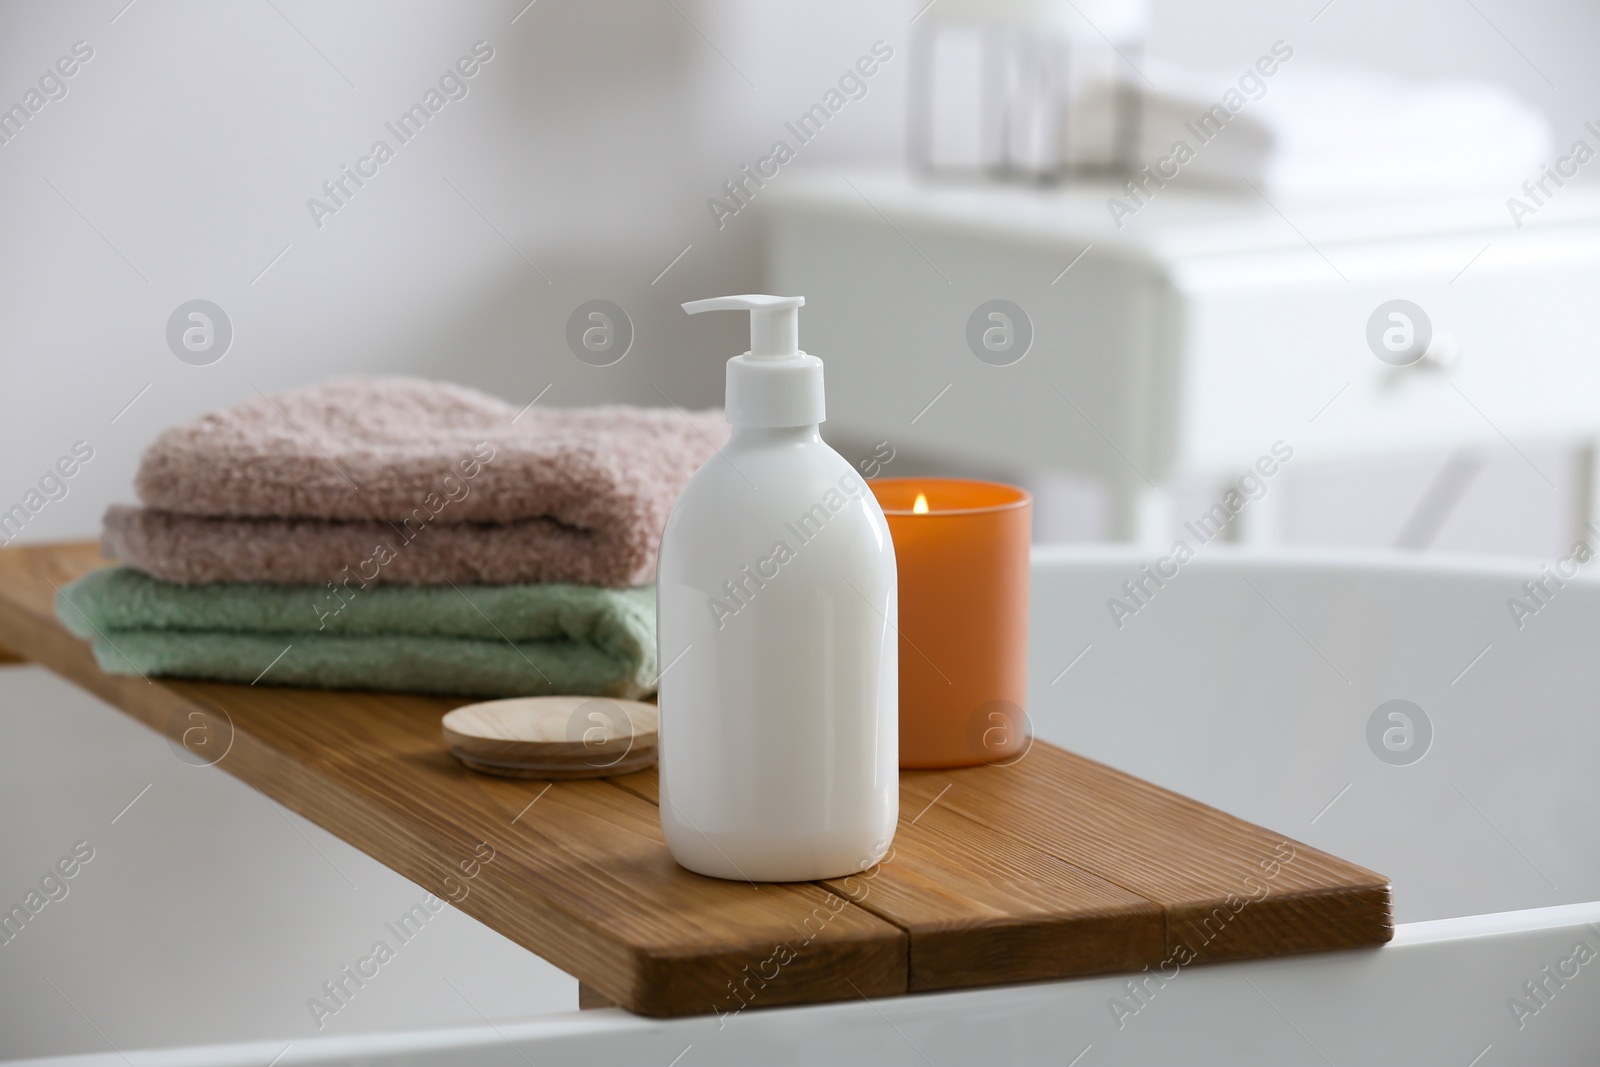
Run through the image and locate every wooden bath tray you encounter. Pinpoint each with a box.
[0,543,1392,1017]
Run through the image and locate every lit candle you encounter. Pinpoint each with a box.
[869,478,1031,768]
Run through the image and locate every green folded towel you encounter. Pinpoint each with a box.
[55,567,657,699]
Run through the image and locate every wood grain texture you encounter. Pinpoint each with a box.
[835,797,1164,990]
[2,544,903,1017]
[4,542,1391,1017]
[612,768,1167,991]
[441,696,658,779]
[578,982,617,1010]
[900,744,1394,963]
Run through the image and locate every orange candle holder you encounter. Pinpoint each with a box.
[870,477,1031,768]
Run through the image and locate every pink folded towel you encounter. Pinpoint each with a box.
[107,377,727,587]
[102,506,640,587]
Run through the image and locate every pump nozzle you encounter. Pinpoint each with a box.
[683,294,822,427]
[683,294,804,359]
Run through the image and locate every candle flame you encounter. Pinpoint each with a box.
[913,493,929,514]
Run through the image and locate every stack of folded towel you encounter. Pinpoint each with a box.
[1071,61,1554,200]
[56,377,727,700]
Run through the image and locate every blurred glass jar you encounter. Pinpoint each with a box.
[907,0,1150,183]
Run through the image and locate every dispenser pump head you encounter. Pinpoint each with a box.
[683,293,823,428]
[683,294,804,359]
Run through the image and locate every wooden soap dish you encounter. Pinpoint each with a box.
[441,696,658,779]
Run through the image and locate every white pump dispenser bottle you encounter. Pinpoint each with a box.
[657,294,898,882]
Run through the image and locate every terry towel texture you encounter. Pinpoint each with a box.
[57,567,658,699]
[102,505,631,588]
[111,377,726,587]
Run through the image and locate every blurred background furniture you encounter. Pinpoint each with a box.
[906,0,1150,181]
[768,170,1600,545]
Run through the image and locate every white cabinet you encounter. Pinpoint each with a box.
[765,170,1600,542]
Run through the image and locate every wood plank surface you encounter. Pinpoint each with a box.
[846,798,1164,991]
[613,769,1168,991]
[1,542,1392,1017]
[0,543,904,1017]
[900,745,1394,963]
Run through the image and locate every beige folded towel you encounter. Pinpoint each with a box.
[101,506,646,587]
[106,377,727,587]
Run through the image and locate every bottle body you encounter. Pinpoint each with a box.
[657,425,898,881]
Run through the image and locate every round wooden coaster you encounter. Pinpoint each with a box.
[442,696,658,780]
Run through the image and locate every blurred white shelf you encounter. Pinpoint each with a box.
[765,169,1600,542]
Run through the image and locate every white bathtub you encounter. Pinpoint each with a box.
[7,548,1599,1064]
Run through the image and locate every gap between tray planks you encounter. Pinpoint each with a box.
[613,770,1168,993]
[3,542,1391,1015]
[617,750,1392,979]
[900,749,1393,963]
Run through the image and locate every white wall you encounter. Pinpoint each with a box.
[0,0,1593,552]
[0,0,911,545]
